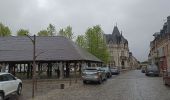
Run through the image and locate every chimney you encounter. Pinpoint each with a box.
[167,16,170,33]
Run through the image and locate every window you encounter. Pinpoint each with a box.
[0,75,9,82]
[121,51,124,56]
[0,75,3,82]
[5,74,16,81]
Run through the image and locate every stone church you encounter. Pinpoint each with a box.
[105,26,130,69]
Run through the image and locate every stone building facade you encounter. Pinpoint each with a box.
[148,16,170,73]
[129,52,140,69]
[105,26,130,69]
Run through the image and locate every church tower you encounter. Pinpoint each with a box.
[105,26,129,69]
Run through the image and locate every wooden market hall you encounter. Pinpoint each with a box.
[0,36,102,79]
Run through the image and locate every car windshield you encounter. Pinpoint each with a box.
[147,65,158,70]
[101,67,108,70]
[84,69,98,72]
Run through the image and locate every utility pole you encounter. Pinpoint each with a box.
[25,34,36,98]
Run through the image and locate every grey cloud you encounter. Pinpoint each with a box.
[0,0,170,61]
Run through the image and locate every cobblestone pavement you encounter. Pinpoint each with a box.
[9,70,170,100]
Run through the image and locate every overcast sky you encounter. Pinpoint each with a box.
[0,0,170,62]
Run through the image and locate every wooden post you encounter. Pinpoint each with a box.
[13,64,16,76]
[8,63,11,73]
[47,63,49,78]
[31,64,33,78]
[66,62,70,78]
[59,62,63,79]
[50,63,52,77]
[24,64,26,75]
[27,63,29,79]
[69,63,72,86]
[20,64,22,73]
[74,62,77,83]
[79,63,82,75]
[38,63,40,72]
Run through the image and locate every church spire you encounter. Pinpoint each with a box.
[112,25,121,36]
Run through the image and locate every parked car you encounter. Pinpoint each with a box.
[110,67,120,75]
[100,67,112,78]
[141,66,146,73]
[82,67,106,84]
[163,71,170,86]
[145,64,159,76]
[0,73,22,100]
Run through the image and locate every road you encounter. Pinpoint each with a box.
[10,70,170,100]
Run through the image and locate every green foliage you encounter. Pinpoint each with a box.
[76,35,86,48]
[85,25,110,63]
[37,30,49,36]
[47,24,56,36]
[17,29,29,36]
[0,23,11,36]
[76,25,110,63]
[59,29,64,36]
[58,26,74,40]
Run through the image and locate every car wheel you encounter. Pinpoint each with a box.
[98,78,102,84]
[109,75,111,78]
[0,93,4,100]
[83,80,87,84]
[17,84,22,95]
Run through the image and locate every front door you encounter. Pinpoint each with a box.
[121,61,125,69]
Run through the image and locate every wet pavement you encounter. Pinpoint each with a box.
[9,70,170,100]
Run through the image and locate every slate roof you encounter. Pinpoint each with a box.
[105,26,128,44]
[153,16,170,41]
[0,36,102,62]
[112,26,121,36]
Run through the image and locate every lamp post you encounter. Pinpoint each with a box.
[25,34,36,98]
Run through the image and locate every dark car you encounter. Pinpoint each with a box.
[101,67,112,78]
[141,66,146,73]
[110,67,120,75]
[145,64,159,76]
[82,67,106,84]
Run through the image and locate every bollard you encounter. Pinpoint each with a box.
[60,84,64,89]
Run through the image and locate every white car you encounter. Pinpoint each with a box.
[0,73,22,100]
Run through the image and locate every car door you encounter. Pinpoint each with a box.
[98,69,105,80]
[5,74,18,93]
[0,74,11,96]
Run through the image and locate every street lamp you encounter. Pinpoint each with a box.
[25,34,36,98]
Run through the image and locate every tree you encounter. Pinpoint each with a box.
[17,29,29,36]
[47,24,56,36]
[58,26,74,40]
[76,35,86,48]
[0,23,11,36]
[58,29,65,36]
[37,30,49,36]
[84,25,110,63]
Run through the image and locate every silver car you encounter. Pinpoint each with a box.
[82,67,106,84]
[110,67,120,75]
[101,67,112,78]
[145,64,159,76]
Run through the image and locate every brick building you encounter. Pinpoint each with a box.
[148,16,170,73]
